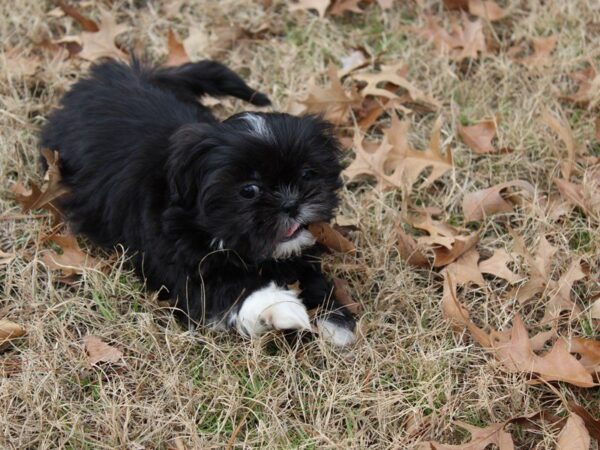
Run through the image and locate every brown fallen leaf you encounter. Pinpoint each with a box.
[298,64,362,125]
[542,258,586,322]
[494,315,595,387]
[395,225,430,268]
[444,249,485,286]
[289,0,331,18]
[352,62,441,110]
[509,36,557,67]
[462,180,535,222]
[567,402,600,442]
[346,114,453,191]
[0,320,26,346]
[164,30,190,67]
[423,420,516,450]
[556,413,590,450]
[376,0,393,8]
[468,0,507,21]
[561,66,600,107]
[458,119,500,154]
[330,0,363,15]
[56,0,99,32]
[333,278,361,314]
[511,234,557,305]
[569,338,600,374]
[308,222,356,253]
[2,48,42,78]
[412,13,488,61]
[339,49,368,77]
[83,335,123,366]
[41,234,102,278]
[541,108,579,179]
[478,249,520,284]
[77,10,128,61]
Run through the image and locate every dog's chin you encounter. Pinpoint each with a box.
[271,229,316,260]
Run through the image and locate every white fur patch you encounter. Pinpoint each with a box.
[316,319,356,347]
[272,229,316,260]
[236,282,310,337]
[243,113,272,140]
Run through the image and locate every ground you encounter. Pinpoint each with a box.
[1,0,599,449]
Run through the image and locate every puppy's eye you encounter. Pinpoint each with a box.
[240,184,260,199]
[301,168,317,180]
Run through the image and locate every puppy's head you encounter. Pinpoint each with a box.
[167,113,342,262]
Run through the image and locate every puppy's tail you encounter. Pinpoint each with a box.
[149,61,271,107]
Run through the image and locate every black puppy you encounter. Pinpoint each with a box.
[40,59,356,346]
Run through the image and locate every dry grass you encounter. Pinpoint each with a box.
[1,0,599,448]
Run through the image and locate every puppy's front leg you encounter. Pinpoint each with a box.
[235,282,311,338]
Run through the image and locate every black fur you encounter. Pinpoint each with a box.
[40,58,355,335]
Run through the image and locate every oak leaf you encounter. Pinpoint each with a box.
[569,338,600,374]
[462,180,535,222]
[567,402,600,442]
[77,10,128,61]
[395,225,429,268]
[298,64,362,125]
[330,0,363,15]
[478,250,520,284]
[561,66,600,107]
[444,248,485,286]
[556,414,591,450]
[41,234,102,279]
[83,335,123,366]
[458,119,500,154]
[352,62,441,109]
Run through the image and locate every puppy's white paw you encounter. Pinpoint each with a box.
[316,319,356,347]
[236,282,311,338]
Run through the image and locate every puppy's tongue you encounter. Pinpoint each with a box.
[285,222,300,238]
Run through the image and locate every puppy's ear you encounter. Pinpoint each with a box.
[167,123,215,206]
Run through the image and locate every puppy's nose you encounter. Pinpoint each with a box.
[281,199,299,216]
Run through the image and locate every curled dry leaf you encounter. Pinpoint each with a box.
[339,49,368,78]
[542,258,586,323]
[298,64,362,125]
[0,320,26,345]
[333,278,361,314]
[556,414,591,450]
[458,119,502,154]
[289,0,331,18]
[164,30,190,67]
[41,234,102,278]
[308,222,356,253]
[83,335,123,366]
[56,0,99,32]
[541,108,578,179]
[462,180,535,222]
